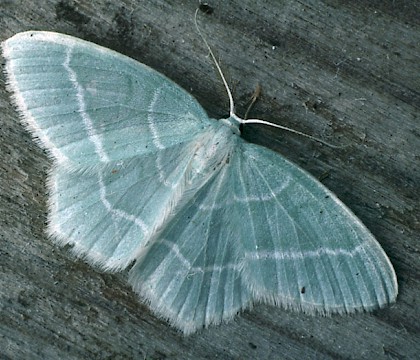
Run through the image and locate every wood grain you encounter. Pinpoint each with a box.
[1,1,418,359]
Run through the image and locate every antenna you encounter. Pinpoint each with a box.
[194,9,343,149]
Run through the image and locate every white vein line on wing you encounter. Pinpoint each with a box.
[98,172,149,235]
[148,85,172,187]
[64,46,109,163]
[157,239,241,273]
[197,178,291,211]
[147,86,166,150]
[246,243,366,261]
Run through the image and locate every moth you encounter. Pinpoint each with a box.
[2,31,397,334]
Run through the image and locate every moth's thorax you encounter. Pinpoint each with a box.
[220,116,241,135]
[188,121,237,185]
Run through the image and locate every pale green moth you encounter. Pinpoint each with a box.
[2,31,397,334]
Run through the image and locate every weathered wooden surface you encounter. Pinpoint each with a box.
[0,1,418,359]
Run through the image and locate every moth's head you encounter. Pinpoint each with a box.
[219,115,241,135]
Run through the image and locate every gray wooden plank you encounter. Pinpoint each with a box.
[1,0,418,359]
